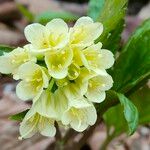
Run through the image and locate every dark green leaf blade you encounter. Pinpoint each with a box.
[130,84,150,124]
[0,45,14,56]
[103,91,139,136]
[88,0,128,53]
[35,11,79,25]
[10,109,29,121]
[88,0,105,21]
[103,103,128,136]
[112,19,150,93]
[117,93,139,135]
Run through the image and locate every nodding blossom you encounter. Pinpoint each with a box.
[0,16,114,138]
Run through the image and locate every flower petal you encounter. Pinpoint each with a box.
[86,89,106,103]
[0,56,15,74]
[86,74,113,103]
[39,118,56,137]
[46,19,69,49]
[86,105,97,125]
[70,17,103,47]
[98,49,114,69]
[45,47,73,79]
[19,109,37,139]
[33,90,57,118]
[70,119,88,132]
[74,16,94,26]
[16,81,37,100]
[24,23,49,49]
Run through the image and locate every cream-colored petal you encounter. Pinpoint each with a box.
[39,118,56,137]
[77,67,96,82]
[33,90,57,118]
[24,44,51,57]
[49,68,68,79]
[16,81,36,100]
[68,97,91,108]
[0,47,35,75]
[63,80,88,99]
[72,47,86,67]
[98,49,114,69]
[0,56,15,74]
[45,47,73,79]
[68,63,80,80]
[70,17,103,47]
[15,62,46,101]
[81,42,103,70]
[61,111,71,125]
[62,100,97,132]
[86,105,97,125]
[24,23,49,49]
[19,119,37,139]
[86,90,106,103]
[46,18,68,34]
[15,62,40,79]
[53,89,68,120]
[19,109,37,139]
[74,16,94,27]
[70,119,88,132]
[82,43,113,75]
[92,74,113,91]
[86,74,113,103]
[46,19,69,49]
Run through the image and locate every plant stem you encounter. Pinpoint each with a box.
[55,122,62,141]
[47,78,55,91]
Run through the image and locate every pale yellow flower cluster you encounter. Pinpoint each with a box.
[0,17,114,138]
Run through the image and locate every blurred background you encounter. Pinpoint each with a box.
[0,0,150,150]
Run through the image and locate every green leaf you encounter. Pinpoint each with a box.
[88,0,105,21]
[17,3,34,22]
[112,19,150,93]
[117,93,139,135]
[104,104,127,136]
[104,91,138,136]
[10,109,29,121]
[0,45,14,56]
[130,84,150,124]
[35,11,79,25]
[88,0,128,53]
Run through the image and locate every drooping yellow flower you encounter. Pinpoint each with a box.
[0,47,36,75]
[19,107,56,139]
[34,90,68,121]
[69,16,103,48]
[79,43,114,75]
[56,68,91,98]
[85,73,113,103]
[0,16,116,138]
[45,46,73,79]
[24,19,69,55]
[62,98,97,132]
[15,62,49,102]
